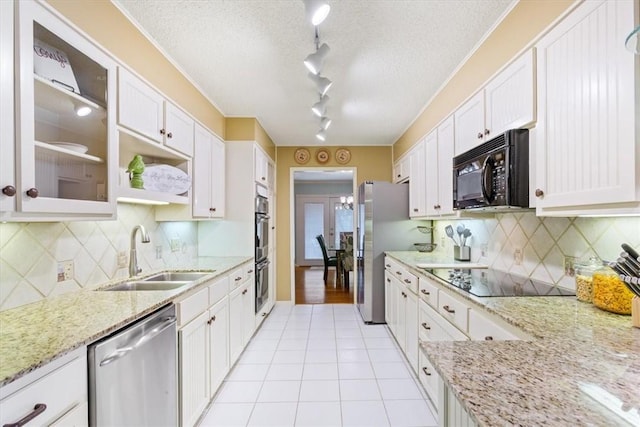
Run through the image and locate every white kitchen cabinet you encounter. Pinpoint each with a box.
[393,154,410,183]
[468,309,519,341]
[454,49,535,156]
[192,124,225,218]
[228,284,245,365]
[418,349,441,410]
[434,116,455,216]
[178,310,209,427]
[118,68,194,157]
[254,145,274,190]
[13,0,117,218]
[0,347,87,427]
[534,0,639,215]
[208,296,229,398]
[404,289,419,373]
[409,140,427,218]
[228,261,255,365]
[0,0,15,216]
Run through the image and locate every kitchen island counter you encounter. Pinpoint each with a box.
[386,252,640,426]
[0,256,251,388]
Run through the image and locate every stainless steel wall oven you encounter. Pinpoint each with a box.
[255,187,270,313]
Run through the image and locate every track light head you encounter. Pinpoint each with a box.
[316,129,327,142]
[320,117,332,130]
[308,73,332,96]
[304,43,330,75]
[303,0,331,26]
[311,95,329,117]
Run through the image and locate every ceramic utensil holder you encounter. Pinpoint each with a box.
[633,296,640,329]
[454,245,470,261]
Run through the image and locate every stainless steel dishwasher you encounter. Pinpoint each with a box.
[88,304,177,426]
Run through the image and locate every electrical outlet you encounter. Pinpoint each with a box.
[564,256,576,277]
[155,245,163,259]
[440,236,445,247]
[57,260,74,282]
[514,248,523,265]
[170,238,181,252]
[117,251,127,268]
[481,244,488,257]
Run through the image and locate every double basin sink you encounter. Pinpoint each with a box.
[101,271,213,292]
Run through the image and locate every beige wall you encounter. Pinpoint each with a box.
[46,0,226,137]
[394,0,575,159]
[275,146,392,301]
[226,118,276,160]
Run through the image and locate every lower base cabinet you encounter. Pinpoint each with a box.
[208,298,229,397]
[229,278,255,366]
[179,311,210,427]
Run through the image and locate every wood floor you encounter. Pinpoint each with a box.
[294,266,354,305]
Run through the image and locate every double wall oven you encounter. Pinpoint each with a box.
[255,187,270,314]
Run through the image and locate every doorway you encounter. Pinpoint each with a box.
[290,168,357,304]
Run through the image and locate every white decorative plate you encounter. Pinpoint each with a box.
[142,164,191,194]
[49,142,88,154]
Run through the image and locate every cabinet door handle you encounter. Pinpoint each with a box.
[485,336,494,341]
[2,185,16,197]
[395,271,402,275]
[535,188,544,198]
[477,132,483,139]
[235,277,242,281]
[421,322,430,330]
[167,132,173,138]
[422,367,431,376]
[396,174,401,178]
[413,208,418,212]
[209,207,216,212]
[385,264,391,268]
[442,305,455,314]
[25,188,39,198]
[247,269,254,274]
[386,278,391,283]
[261,176,266,181]
[160,128,166,135]
[484,128,490,136]
[242,289,248,295]
[420,289,430,296]
[3,403,47,427]
[404,279,412,284]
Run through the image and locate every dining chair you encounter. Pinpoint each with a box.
[315,234,337,285]
[340,232,354,289]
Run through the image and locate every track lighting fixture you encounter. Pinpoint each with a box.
[320,117,332,130]
[316,129,327,142]
[303,0,331,26]
[308,73,332,96]
[304,43,330,75]
[311,95,329,117]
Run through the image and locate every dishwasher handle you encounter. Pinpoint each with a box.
[99,316,176,367]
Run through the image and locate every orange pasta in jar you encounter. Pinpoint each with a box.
[592,270,634,315]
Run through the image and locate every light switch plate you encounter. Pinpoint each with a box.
[57,260,74,282]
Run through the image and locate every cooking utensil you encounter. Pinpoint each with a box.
[620,275,640,297]
[622,243,640,260]
[621,252,640,271]
[456,224,465,245]
[609,262,640,296]
[618,257,640,277]
[462,229,472,247]
[445,225,458,245]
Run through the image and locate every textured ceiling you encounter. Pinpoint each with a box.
[114,0,513,146]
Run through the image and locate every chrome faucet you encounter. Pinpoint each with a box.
[129,225,150,277]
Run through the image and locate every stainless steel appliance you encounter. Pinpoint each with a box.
[255,258,270,313]
[88,304,177,426]
[453,129,529,211]
[429,268,575,297]
[255,186,270,313]
[356,181,421,323]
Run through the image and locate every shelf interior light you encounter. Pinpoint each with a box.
[75,105,92,117]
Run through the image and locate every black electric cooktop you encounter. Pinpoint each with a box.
[429,268,576,297]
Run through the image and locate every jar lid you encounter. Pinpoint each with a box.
[575,256,603,275]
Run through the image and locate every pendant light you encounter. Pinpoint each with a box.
[304,43,330,75]
[303,0,331,26]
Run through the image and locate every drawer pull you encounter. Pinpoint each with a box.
[421,322,431,330]
[385,264,391,268]
[442,305,455,314]
[235,276,242,281]
[247,269,254,274]
[262,312,267,317]
[242,289,248,295]
[422,367,431,376]
[207,315,216,325]
[403,279,411,284]
[386,278,391,283]
[485,336,494,341]
[420,289,430,296]
[3,403,47,427]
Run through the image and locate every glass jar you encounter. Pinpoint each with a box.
[592,266,634,315]
[574,256,602,303]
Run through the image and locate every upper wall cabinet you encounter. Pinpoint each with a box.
[11,0,117,218]
[393,155,410,183]
[454,49,536,156]
[254,146,274,190]
[192,124,225,218]
[425,115,455,217]
[534,0,639,215]
[118,68,194,157]
[409,140,426,217]
[0,0,15,215]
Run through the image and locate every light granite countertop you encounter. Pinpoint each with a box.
[387,251,640,427]
[0,256,251,388]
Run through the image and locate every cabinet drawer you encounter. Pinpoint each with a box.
[228,267,245,289]
[437,291,470,333]
[468,309,519,341]
[244,262,255,282]
[176,287,209,327]
[418,300,467,342]
[418,277,438,308]
[401,271,418,295]
[0,351,87,426]
[208,275,230,306]
[418,350,438,406]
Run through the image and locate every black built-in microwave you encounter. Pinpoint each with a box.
[453,129,529,210]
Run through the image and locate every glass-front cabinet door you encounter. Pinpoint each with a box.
[15,1,116,216]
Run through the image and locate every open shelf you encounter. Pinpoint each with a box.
[35,140,104,163]
[117,186,189,205]
[34,74,104,111]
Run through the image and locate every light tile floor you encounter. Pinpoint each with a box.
[199,304,437,427]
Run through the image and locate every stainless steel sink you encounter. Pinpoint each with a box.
[103,281,191,292]
[142,272,212,282]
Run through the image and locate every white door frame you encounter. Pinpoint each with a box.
[289,167,358,304]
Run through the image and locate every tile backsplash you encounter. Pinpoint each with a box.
[431,213,640,290]
[0,204,197,311]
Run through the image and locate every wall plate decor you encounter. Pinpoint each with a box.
[294,147,310,164]
[316,148,330,164]
[335,148,351,164]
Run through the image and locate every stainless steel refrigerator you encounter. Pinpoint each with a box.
[356,181,420,323]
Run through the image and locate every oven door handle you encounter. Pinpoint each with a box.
[481,156,495,204]
[256,259,270,269]
[256,215,270,222]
